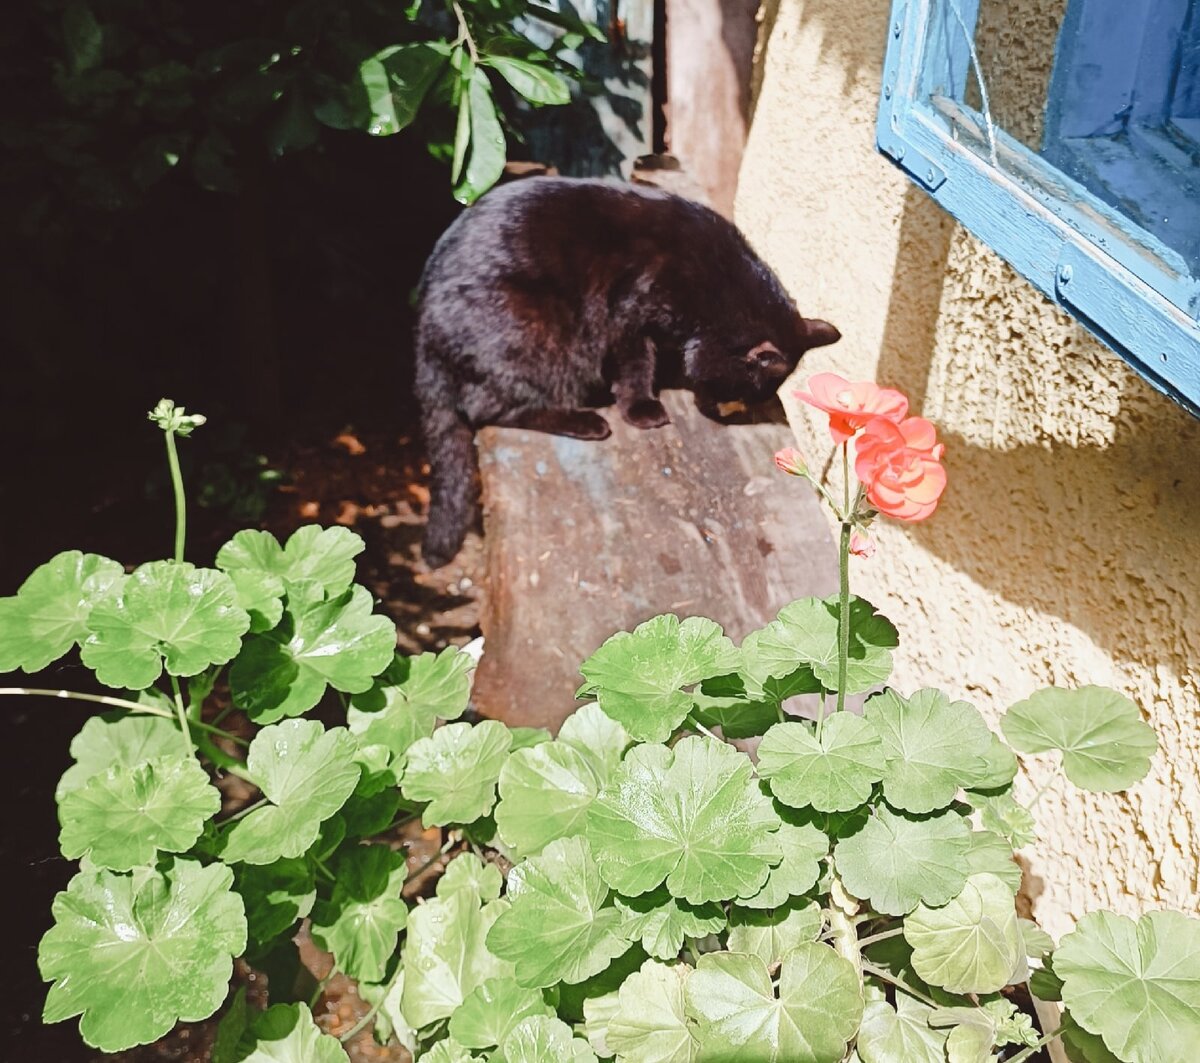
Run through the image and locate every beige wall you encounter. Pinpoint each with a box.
[736,0,1200,939]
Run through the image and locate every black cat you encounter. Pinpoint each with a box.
[415,177,840,568]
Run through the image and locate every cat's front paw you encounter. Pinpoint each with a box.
[624,398,671,430]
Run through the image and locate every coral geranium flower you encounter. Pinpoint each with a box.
[795,373,909,444]
[854,416,947,522]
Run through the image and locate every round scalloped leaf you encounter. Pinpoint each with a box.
[230,581,396,724]
[448,976,555,1049]
[727,901,823,968]
[227,569,286,634]
[487,836,631,988]
[605,959,698,1063]
[834,805,971,916]
[737,815,827,909]
[685,945,862,1062]
[497,1014,599,1063]
[856,995,949,1063]
[39,858,247,1052]
[1019,918,1055,959]
[965,830,1021,894]
[437,852,504,903]
[578,615,740,743]
[310,845,409,983]
[557,701,631,780]
[1059,1013,1123,1063]
[82,561,250,688]
[735,627,826,702]
[234,858,317,950]
[217,525,365,596]
[864,689,994,813]
[974,734,1019,791]
[59,754,220,870]
[0,550,123,672]
[349,645,474,740]
[495,739,607,858]
[401,891,512,1028]
[215,1001,348,1062]
[614,886,725,961]
[752,595,898,694]
[587,736,782,904]
[967,791,1036,849]
[758,715,886,812]
[222,720,360,865]
[402,720,512,826]
[904,873,1027,994]
[423,1041,477,1063]
[1055,910,1200,1063]
[56,712,182,801]
[1001,686,1158,792]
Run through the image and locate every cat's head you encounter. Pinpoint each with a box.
[685,316,842,404]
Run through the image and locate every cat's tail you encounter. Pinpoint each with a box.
[418,360,478,569]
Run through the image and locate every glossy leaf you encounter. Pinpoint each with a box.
[40,859,247,1052]
[487,836,631,988]
[227,568,285,633]
[56,712,181,801]
[448,976,554,1049]
[0,550,122,672]
[455,68,506,205]
[485,56,571,104]
[856,995,948,1063]
[402,720,512,825]
[222,720,360,865]
[234,858,317,950]
[834,805,971,916]
[438,852,504,903]
[606,959,699,1063]
[497,1014,598,1062]
[423,1040,477,1063]
[214,1001,347,1062]
[737,815,827,909]
[349,646,473,744]
[864,688,994,813]
[358,42,448,135]
[905,873,1027,994]
[82,561,249,688]
[310,845,409,983]
[578,615,740,743]
[59,754,219,870]
[757,715,886,812]
[587,736,781,904]
[1055,910,1200,1063]
[216,525,365,596]
[726,901,823,968]
[557,701,631,781]
[614,887,725,961]
[1001,686,1158,792]
[230,581,395,724]
[685,945,863,1062]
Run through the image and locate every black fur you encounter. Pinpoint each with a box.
[415,177,840,567]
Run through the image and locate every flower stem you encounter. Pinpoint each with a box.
[169,675,194,757]
[834,519,851,721]
[163,426,187,563]
[339,964,402,1044]
[1006,1025,1064,1063]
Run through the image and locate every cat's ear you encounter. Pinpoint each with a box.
[801,318,842,349]
[744,341,792,378]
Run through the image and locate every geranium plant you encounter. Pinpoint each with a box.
[2,393,1197,1061]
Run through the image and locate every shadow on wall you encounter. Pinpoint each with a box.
[874,187,1200,680]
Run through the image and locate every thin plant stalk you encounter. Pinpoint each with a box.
[163,425,187,563]
[835,442,852,720]
[1007,1025,1064,1063]
[169,675,194,757]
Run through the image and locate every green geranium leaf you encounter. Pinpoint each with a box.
[350,645,473,743]
[310,845,408,983]
[82,561,250,688]
[1055,910,1200,1063]
[1019,918,1055,959]
[588,736,781,904]
[357,972,416,1054]
[230,581,396,724]
[401,890,511,1028]
[56,712,181,801]
[726,901,823,968]
[422,1040,477,1063]
[965,830,1021,893]
[864,689,994,813]
[0,550,123,671]
[1001,686,1158,792]
[930,1000,1039,1051]
[438,852,504,903]
[736,627,826,702]
[945,1022,993,1063]
[856,995,949,1063]
[690,686,783,740]
[487,836,631,988]
[448,976,554,1049]
[222,720,360,865]
[606,959,699,1063]
[967,791,1037,848]
[757,715,885,812]
[214,1001,348,1062]
[228,568,286,633]
[753,596,898,694]
[234,858,317,950]
[614,887,725,961]
[497,1014,598,1063]
[737,814,827,909]
[496,738,608,858]
[583,989,622,1058]
[557,701,631,780]
[59,754,220,870]
[905,873,1026,994]
[974,734,1019,790]
[834,805,971,916]
[685,945,862,1062]
[402,720,512,825]
[578,615,740,743]
[1029,957,1063,1002]
[560,945,650,1025]
[509,726,552,750]
[40,859,247,1052]
[217,525,365,596]
[1060,1013,1123,1063]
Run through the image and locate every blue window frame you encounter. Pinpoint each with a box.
[877,0,1200,416]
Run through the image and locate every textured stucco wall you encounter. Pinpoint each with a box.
[736,0,1200,939]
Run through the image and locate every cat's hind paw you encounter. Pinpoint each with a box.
[622,398,671,430]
